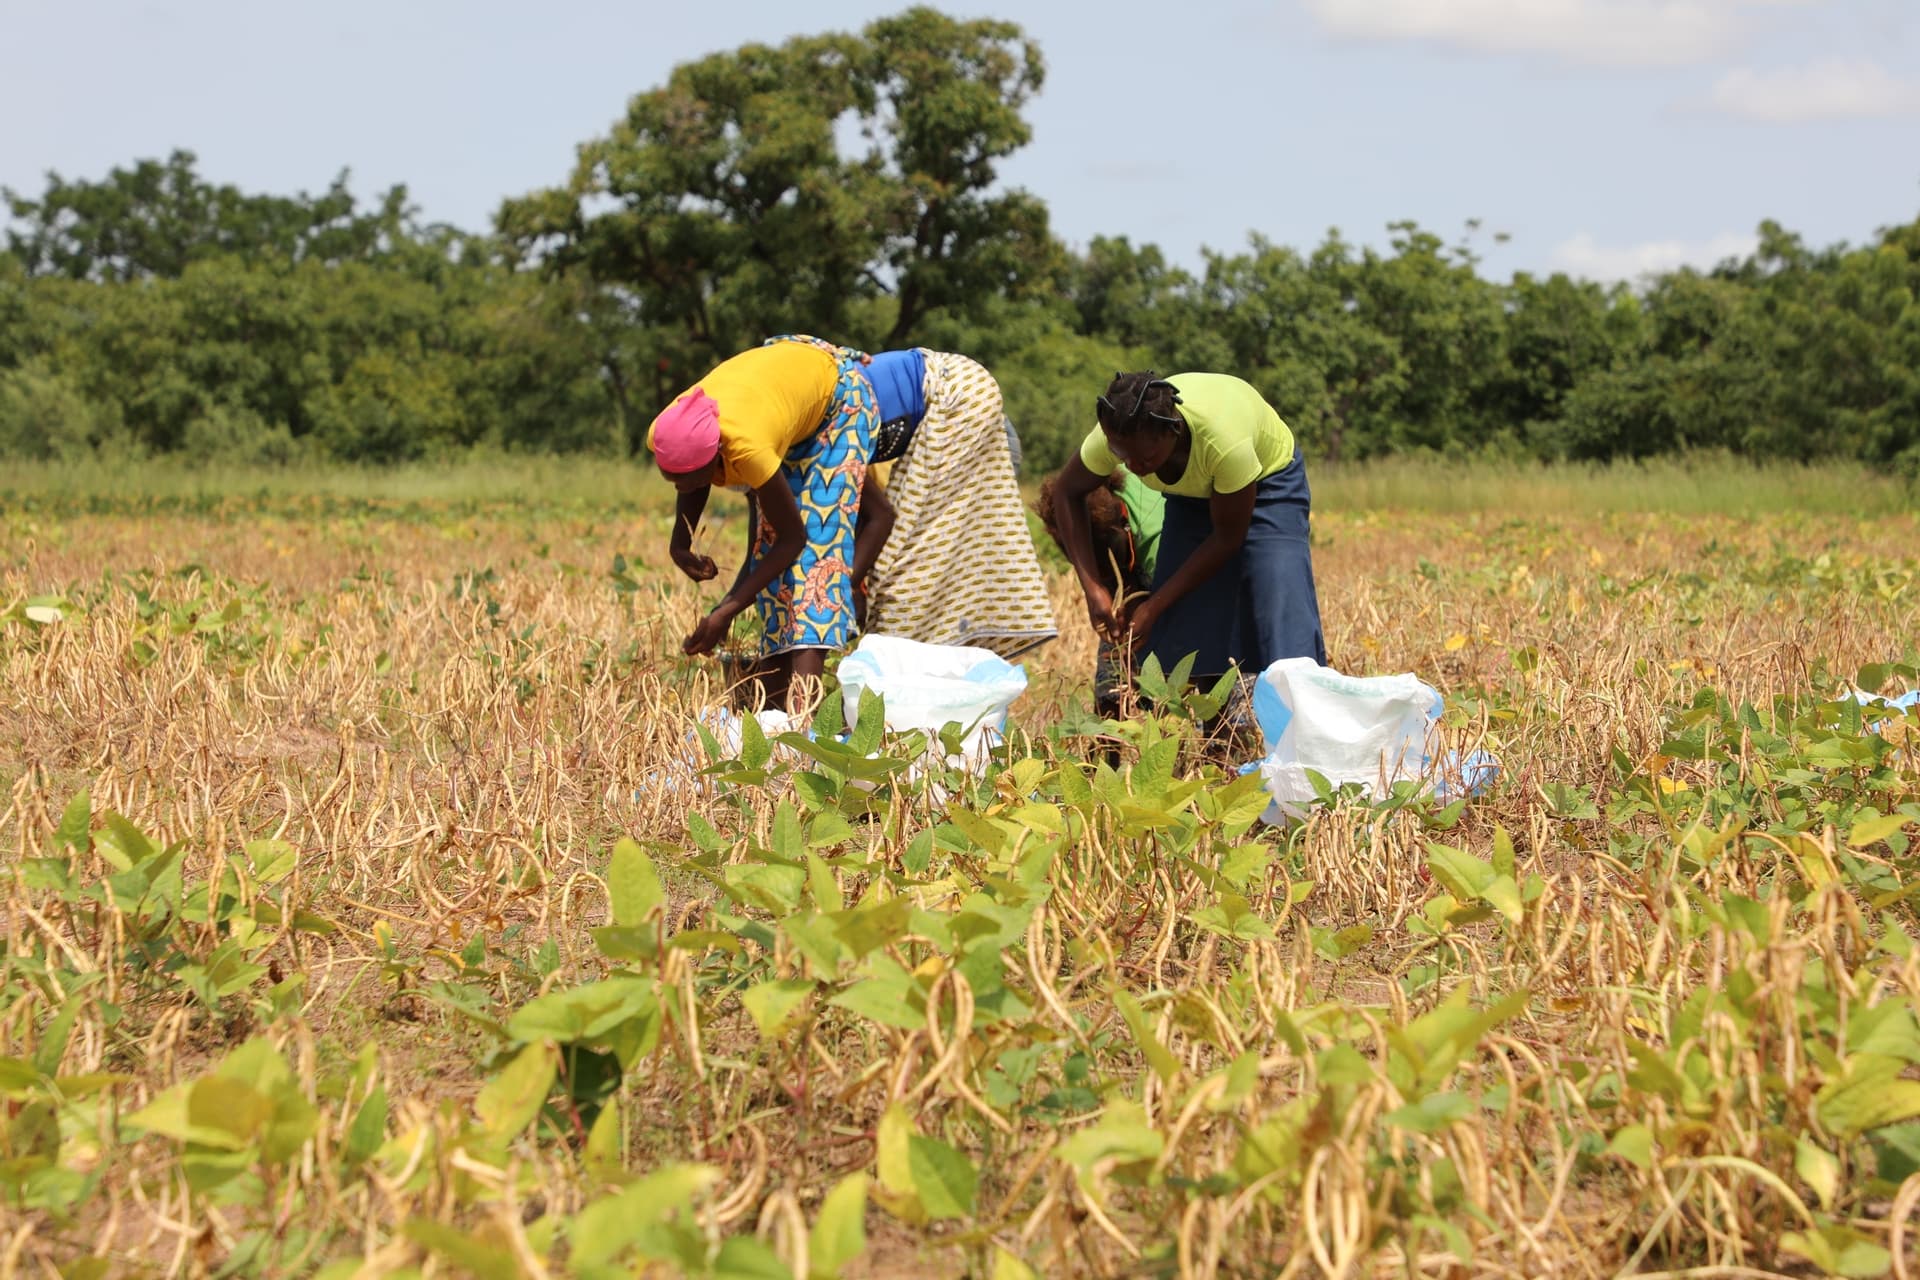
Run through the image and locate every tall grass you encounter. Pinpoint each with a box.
[5,494,1919,1276]
[1310,452,1917,516]
[0,452,664,510]
[2,450,1911,515]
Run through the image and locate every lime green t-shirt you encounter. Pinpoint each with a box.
[1078,372,1295,499]
[1114,468,1164,581]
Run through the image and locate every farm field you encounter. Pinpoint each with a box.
[4,464,1920,1278]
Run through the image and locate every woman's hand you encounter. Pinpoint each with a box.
[1124,593,1164,646]
[670,487,718,582]
[1085,585,1121,642]
[671,546,720,582]
[683,603,738,656]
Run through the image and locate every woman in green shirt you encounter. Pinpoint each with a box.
[1051,370,1326,686]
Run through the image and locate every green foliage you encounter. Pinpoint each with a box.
[0,359,131,461]
[124,1038,319,1192]
[6,529,1920,1273]
[3,155,621,463]
[4,19,1920,481]
[2,147,414,282]
[497,6,1057,401]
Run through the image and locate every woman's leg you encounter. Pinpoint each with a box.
[756,654,792,712]
[1237,461,1326,671]
[786,649,828,716]
[724,654,772,711]
[1144,494,1245,687]
[752,354,877,716]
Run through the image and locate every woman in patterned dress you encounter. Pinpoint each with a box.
[854,348,1057,658]
[648,334,882,712]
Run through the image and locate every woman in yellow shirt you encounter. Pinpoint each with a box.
[649,335,885,710]
[1051,370,1326,689]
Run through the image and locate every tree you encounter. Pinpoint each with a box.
[1070,236,1195,349]
[1189,233,1403,462]
[0,252,31,369]
[1487,271,1635,443]
[496,7,1056,408]
[3,149,417,282]
[1339,221,1506,455]
[859,8,1056,345]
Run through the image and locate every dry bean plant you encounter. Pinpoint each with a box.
[4,490,1920,1279]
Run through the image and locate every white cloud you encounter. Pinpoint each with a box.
[1709,58,1920,120]
[1549,231,1759,281]
[1303,0,1811,68]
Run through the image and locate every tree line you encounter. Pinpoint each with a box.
[3,7,1916,479]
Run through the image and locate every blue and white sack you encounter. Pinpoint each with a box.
[836,634,1028,774]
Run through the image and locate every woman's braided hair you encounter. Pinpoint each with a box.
[1095,371,1183,440]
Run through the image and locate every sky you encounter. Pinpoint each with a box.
[3,0,1916,283]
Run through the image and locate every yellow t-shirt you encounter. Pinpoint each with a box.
[1078,372,1294,499]
[649,343,838,489]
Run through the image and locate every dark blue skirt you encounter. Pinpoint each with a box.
[1146,457,1327,683]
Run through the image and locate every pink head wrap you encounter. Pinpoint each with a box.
[651,388,721,474]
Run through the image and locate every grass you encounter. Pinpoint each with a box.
[0,452,669,511]
[1,449,1912,516]
[1310,451,1919,516]
[3,472,1920,1277]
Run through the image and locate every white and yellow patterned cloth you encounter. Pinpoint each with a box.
[865,350,1057,658]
